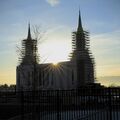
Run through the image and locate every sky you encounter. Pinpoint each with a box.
[0,0,120,86]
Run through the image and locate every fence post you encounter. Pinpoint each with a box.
[108,87,112,120]
[32,90,36,120]
[21,91,24,120]
[57,90,61,120]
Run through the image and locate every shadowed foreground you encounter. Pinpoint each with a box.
[0,87,120,120]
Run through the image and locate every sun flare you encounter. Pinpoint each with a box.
[52,61,58,66]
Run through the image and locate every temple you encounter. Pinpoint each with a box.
[16,10,95,91]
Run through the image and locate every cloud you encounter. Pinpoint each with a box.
[91,30,120,55]
[46,0,60,7]
[90,30,120,77]
[97,76,120,87]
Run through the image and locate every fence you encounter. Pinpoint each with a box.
[0,87,120,120]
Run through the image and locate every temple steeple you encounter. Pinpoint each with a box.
[77,9,83,31]
[27,23,32,39]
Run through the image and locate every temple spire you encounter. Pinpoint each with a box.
[27,23,32,39]
[77,9,83,31]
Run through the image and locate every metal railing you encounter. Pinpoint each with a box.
[0,87,120,120]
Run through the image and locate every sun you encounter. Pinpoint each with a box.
[38,38,72,64]
[52,61,58,66]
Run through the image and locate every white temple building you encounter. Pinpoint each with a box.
[16,11,95,91]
